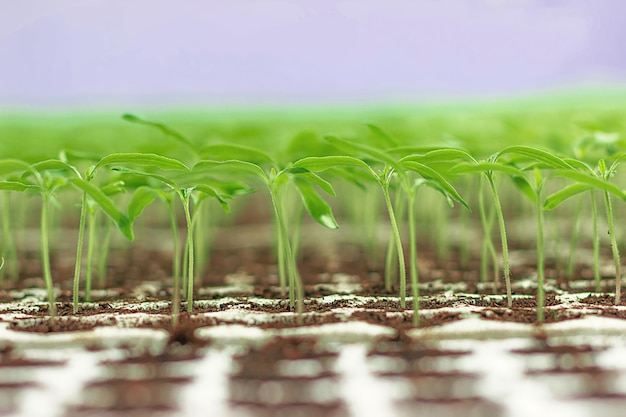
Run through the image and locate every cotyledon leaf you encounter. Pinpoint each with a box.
[292,156,374,176]
[498,146,574,170]
[293,177,339,229]
[290,171,335,196]
[0,181,39,192]
[400,148,477,165]
[69,178,134,241]
[95,153,188,173]
[122,114,197,154]
[450,161,528,178]
[199,144,278,167]
[365,124,399,148]
[324,136,402,171]
[544,184,593,211]
[0,159,37,178]
[401,160,470,210]
[550,170,626,200]
[128,186,159,222]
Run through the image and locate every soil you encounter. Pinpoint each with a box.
[3,229,626,416]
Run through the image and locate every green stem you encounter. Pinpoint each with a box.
[271,187,303,314]
[536,192,545,323]
[1,193,18,282]
[290,201,304,260]
[384,190,403,291]
[41,194,56,316]
[591,191,601,293]
[182,195,195,313]
[565,197,583,279]
[407,189,420,326]
[604,191,621,304]
[85,208,96,302]
[478,178,498,283]
[169,202,181,324]
[383,182,407,308]
[72,193,88,313]
[97,216,112,288]
[487,174,512,308]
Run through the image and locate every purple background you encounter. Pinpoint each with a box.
[1,0,625,106]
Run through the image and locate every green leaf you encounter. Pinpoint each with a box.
[100,180,126,196]
[450,161,527,178]
[110,167,178,190]
[128,186,159,222]
[510,175,537,204]
[293,177,339,229]
[193,184,231,213]
[498,146,574,170]
[324,136,402,171]
[122,114,197,154]
[192,160,268,182]
[199,144,277,167]
[400,148,476,165]
[32,159,81,177]
[0,181,38,192]
[550,170,626,200]
[544,184,593,211]
[292,156,374,175]
[291,171,335,196]
[365,124,399,147]
[401,161,470,210]
[95,153,188,172]
[0,160,35,178]
[69,178,134,241]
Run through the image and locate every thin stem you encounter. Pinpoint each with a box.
[41,194,56,316]
[97,216,112,288]
[182,195,195,313]
[407,189,420,326]
[169,202,181,324]
[565,197,583,279]
[383,182,407,308]
[487,174,512,308]
[591,191,601,292]
[72,193,88,313]
[1,193,18,282]
[290,202,304,260]
[85,208,96,302]
[604,191,621,304]
[536,191,545,323]
[384,190,403,291]
[478,178,498,282]
[271,187,303,314]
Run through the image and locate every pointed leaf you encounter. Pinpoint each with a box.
[95,153,188,172]
[0,181,38,192]
[128,186,159,222]
[292,171,335,196]
[292,156,375,176]
[400,149,476,165]
[401,161,470,210]
[510,175,537,204]
[293,177,339,229]
[365,124,399,147]
[122,114,197,153]
[324,136,402,171]
[199,144,277,167]
[193,184,231,213]
[498,146,574,170]
[69,178,133,241]
[192,160,268,182]
[550,170,626,200]
[0,160,35,178]
[544,184,593,211]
